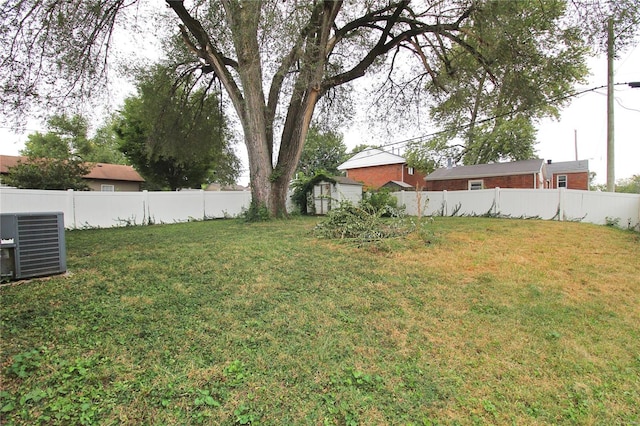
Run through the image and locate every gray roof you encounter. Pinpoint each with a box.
[382,180,414,188]
[333,176,364,186]
[425,159,545,181]
[545,160,589,174]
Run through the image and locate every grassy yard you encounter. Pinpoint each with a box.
[1,217,639,425]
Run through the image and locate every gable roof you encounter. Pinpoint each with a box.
[0,155,24,174]
[84,163,145,182]
[0,155,144,182]
[338,148,406,170]
[545,160,589,175]
[332,176,363,186]
[425,159,545,181]
[382,180,414,189]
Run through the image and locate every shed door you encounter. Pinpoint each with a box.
[313,183,332,215]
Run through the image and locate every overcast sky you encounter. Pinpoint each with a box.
[1,43,638,187]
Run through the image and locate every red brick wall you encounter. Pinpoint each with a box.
[550,172,589,190]
[402,165,429,190]
[346,164,403,189]
[425,178,468,191]
[346,164,430,189]
[425,174,540,191]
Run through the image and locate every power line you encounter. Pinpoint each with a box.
[356,82,637,156]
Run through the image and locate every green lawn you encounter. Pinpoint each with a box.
[1,217,639,425]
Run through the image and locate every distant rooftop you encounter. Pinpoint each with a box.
[425,159,545,181]
[0,155,144,182]
[338,148,406,170]
[545,160,589,174]
[83,163,145,182]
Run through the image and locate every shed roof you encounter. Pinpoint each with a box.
[332,176,364,186]
[337,148,406,170]
[382,180,414,189]
[425,159,545,181]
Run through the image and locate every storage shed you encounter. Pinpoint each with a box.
[313,176,363,215]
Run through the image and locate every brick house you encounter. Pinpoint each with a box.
[424,159,591,191]
[544,160,589,190]
[337,148,427,190]
[424,159,547,191]
[0,155,145,191]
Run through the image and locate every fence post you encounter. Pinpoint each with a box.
[66,189,76,229]
[142,190,149,225]
[200,189,206,220]
[494,187,500,216]
[398,191,406,213]
[558,187,566,221]
[442,190,448,216]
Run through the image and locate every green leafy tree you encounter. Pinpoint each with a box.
[614,175,640,194]
[349,144,379,156]
[114,65,239,191]
[21,114,127,164]
[5,157,89,190]
[406,1,590,169]
[9,114,114,190]
[21,114,90,160]
[297,126,347,176]
[89,117,128,164]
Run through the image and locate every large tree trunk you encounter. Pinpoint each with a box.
[225,1,328,217]
[165,0,476,217]
[269,89,319,217]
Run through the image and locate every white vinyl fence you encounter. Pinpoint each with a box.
[1,187,638,230]
[0,188,251,229]
[394,188,640,230]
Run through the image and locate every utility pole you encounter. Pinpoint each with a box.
[606,17,615,192]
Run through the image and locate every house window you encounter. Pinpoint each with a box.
[407,167,414,175]
[101,184,115,192]
[468,180,484,190]
[557,175,567,188]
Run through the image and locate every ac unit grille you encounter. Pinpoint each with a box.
[16,215,64,278]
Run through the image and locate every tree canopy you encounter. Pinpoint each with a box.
[296,126,347,177]
[21,114,91,160]
[21,114,127,164]
[114,64,240,191]
[405,0,590,172]
[2,0,638,215]
[5,157,90,190]
[7,113,123,190]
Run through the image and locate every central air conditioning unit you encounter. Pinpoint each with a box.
[0,212,67,281]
